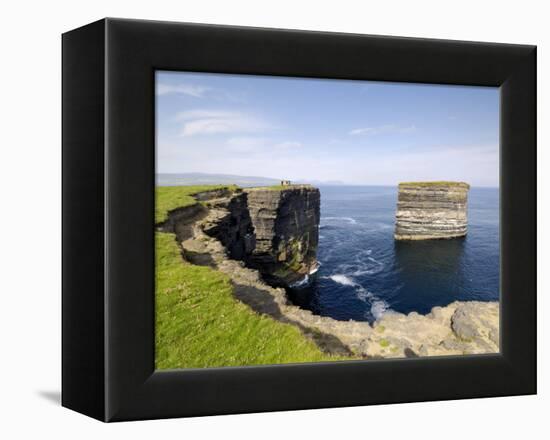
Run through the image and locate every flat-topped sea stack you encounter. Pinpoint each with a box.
[394,181,470,240]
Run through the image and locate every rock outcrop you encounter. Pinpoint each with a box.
[367,301,499,357]
[200,190,256,261]
[245,185,320,286]
[173,185,320,287]
[395,182,470,240]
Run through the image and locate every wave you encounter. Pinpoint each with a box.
[327,274,356,286]
[370,299,389,319]
[289,263,321,289]
[324,273,391,319]
[319,225,337,231]
[290,275,310,289]
[309,264,320,275]
[335,255,384,277]
[322,216,358,225]
[355,285,390,319]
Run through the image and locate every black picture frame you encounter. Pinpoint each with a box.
[62,18,536,422]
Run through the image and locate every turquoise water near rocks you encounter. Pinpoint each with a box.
[288,186,500,323]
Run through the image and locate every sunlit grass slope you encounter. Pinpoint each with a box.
[155,184,236,224]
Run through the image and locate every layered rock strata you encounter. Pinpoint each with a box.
[200,190,256,261]
[164,185,321,287]
[245,185,320,286]
[395,182,470,240]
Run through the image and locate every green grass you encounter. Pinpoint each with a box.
[246,185,287,191]
[155,185,236,224]
[247,184,312,191]
[155,232,350,369]
[399,181,470,188]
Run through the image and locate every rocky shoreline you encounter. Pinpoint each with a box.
[159,187,499,359]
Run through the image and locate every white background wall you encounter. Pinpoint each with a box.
[0,0,546,437]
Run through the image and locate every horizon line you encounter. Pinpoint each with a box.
[156,173,498,188]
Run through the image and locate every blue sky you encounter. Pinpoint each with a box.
[156,71,499,187]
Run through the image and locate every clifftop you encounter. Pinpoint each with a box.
[398,181,470,189]
[246,184,315,192]
[155,184,236,224]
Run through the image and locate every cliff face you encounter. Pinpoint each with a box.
[192,185,320,287]
[394,182,470,240]
[201,191,256,261]
[245,185,320,286]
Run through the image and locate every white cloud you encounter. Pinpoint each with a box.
[349,124,416,136]
[158,138,498,187]
[275,141,302,149]
[226,137,302,153]
[177,110,272,137]
[157,83,210,98]
[226,137,268,153]
[349,127,375,136]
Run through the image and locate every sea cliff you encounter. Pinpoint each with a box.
[170,185,321,287]
[245,185,320,286]
[395,181,470,240]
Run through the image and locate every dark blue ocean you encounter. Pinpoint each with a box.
[288,186,500,323]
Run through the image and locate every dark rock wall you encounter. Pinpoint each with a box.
[166,185,321,286]
[201,192,256,261]
[157,203,206,232]
[245,186,320,286]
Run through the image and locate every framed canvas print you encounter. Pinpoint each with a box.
[62,18,536,422]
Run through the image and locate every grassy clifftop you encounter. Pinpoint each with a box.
[399,181,470,189]
[246,184,314,191]
[155,184,236,224]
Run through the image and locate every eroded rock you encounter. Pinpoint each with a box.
[395,182,470,240]
[245,185,320,286]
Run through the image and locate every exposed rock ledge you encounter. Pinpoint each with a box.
[161,189,498,359]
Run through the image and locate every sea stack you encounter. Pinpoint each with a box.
[394,181,470,240]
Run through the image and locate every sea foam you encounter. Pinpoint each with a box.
[290,275,310,289]
[326,274,390,319]
[328,274,356,286]
[370,300,389,319]
[322,216,358,225]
